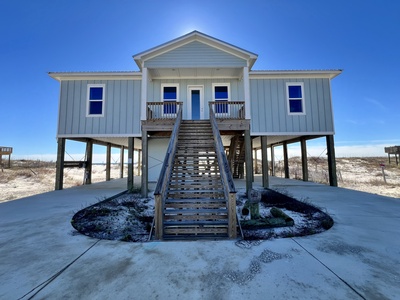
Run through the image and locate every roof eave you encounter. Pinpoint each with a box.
[249,69,343,79]
[48,71,142,81]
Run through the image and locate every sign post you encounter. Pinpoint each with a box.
[380,163,387,184]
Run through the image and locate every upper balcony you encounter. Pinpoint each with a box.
[142,101,250,133]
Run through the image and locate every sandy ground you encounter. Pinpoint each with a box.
[0,157,399,203]
[0,161,129,203]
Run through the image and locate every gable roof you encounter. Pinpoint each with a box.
[133,31,258,70]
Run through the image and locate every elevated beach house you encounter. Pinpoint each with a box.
[50,31,341,239]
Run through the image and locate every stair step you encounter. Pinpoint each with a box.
[173,161,218,165]
[165,203,226,209]
[179,131,213,134]
[179,131,213,135]
[163,223,229,235]
[168,180,222,185]
[163,220,229,226]
[176,148,215,151]
[171,173,220,177]
[170,174,220,179]
[168,188,224,193]
[164,215,228,221]
[178,141,214,144]
[172,165,219,170]
[168,182,222,187]
[165,208,226,213]
[165,199,227,209]
[178,136,212,138]
[167,193,225,199]
[175,153,217,156]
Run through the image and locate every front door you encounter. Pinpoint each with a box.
[188,86,204,120]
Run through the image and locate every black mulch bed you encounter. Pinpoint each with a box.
[71,189,334,242]
[239,189,334,240]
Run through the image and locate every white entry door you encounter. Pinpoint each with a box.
[188,86,204,120]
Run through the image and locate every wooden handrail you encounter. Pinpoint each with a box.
[153,105,183,239]
[209,109,236,193]
[209,107,237,238]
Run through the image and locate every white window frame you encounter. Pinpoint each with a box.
[212,83,230,116]
[86,84,105,117]
[286,82,305,115]
[161,83,179,117]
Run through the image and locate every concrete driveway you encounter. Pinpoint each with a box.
[0,177,399,299]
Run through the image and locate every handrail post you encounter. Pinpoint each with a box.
[228,192,237,238]
[154,194,163,239]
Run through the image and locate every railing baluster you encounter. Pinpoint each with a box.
[146,102,183,120]
[208,101,245,120]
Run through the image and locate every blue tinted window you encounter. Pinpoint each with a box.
[163,87,177,100]
[288,85,302,98]
[90,87,103,100]
[215,86,228,99]
[89,101,103,115]
[289,100,303,113]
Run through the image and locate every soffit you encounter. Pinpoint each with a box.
[148,67,243,79]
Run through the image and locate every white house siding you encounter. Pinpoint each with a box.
[148,79,244,119]
[148,138,169,182]
[144,41,247,68]
[58,80,141,136]
[249,78,334,134]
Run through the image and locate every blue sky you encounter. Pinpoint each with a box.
[1,0,399,160]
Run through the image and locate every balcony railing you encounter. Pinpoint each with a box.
[146,101,245,120]
[209,101,245,119]
[147,102,183,120]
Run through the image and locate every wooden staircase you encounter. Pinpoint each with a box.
[228,135,245,179]
[162,120,231,239]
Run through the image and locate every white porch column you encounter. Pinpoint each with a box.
[243,66,251,120]
[141,67,148,121]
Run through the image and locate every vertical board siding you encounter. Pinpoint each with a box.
[250,78,334,133]
[144,41,247,68]
[58,80,141,136]
[323,79,334,131]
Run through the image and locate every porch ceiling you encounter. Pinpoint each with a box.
[148,67,243,79]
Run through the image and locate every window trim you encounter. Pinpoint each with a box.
[212,83,230,115]
[86,84,105,117]
[286,82,305,115]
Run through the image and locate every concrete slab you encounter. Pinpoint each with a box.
[0,177,399,299]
